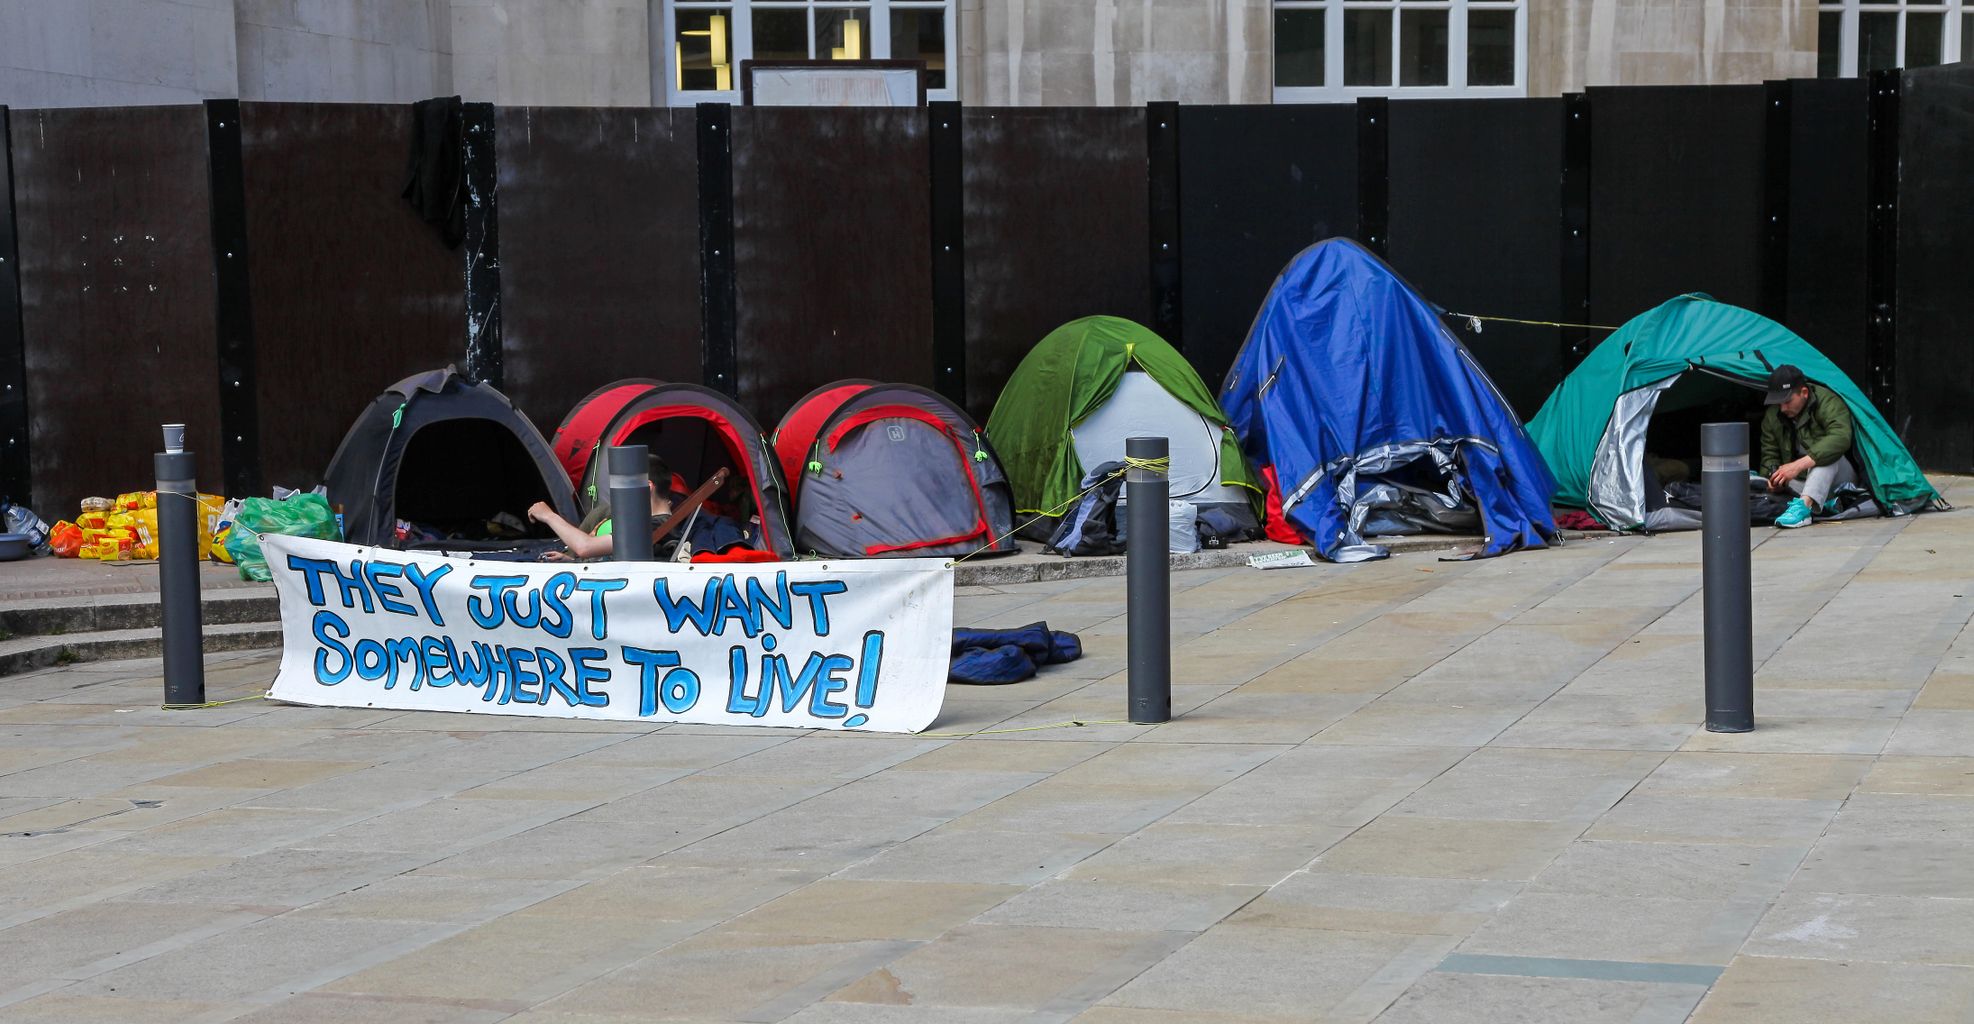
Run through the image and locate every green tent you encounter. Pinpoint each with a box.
[1527,294,1939,529]
[986,316,1260,538]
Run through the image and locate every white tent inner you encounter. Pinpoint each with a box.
[1071,370,1249,509]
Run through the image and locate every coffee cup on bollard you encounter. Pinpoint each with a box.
[1701,421,1754,732]
[1126,436,1172,724]
[606,445,654,563]
[155,425,205,707]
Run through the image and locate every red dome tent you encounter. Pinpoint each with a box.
[772,379,879,493]
[775,381,1017,559]
[551,378,663,485]
[552,380,794,559]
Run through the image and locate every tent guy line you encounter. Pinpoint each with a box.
[1443,310,1626,333]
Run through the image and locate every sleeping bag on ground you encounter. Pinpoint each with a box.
[949,621,1084,685]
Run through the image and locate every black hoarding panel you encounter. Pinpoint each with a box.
[1388,97,1565,418]
[1179,104,1357,390]
[9,106,223,517]
[1787,78,1870,390]
[0,107,32,507]
[240,102,466,489]
[1587,86,1766,327]
[1896,63,1974,471]
[962,107,1150,421]
[498,107,701,431]
[733,107,933,426]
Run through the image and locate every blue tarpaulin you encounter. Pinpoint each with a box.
[1218,239,1558,561]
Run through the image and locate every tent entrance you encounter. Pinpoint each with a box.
[613,412,758,524]
[1591,370,1773,529]
[394,418,561,540]
[1641,371,1767,479]
[1349,452,1481,539]
[1072,370,1247,510]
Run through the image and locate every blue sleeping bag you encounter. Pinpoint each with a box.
[949,621,1083,685]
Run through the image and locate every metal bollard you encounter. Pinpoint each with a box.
[1702,421,1754,732]
[155,424,205,707]
[1126,436,1172,724]
[606,444,653,562]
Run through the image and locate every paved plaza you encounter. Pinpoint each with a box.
[2,478,1972,1022]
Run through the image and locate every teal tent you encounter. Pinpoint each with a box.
[1527,295,1940,530]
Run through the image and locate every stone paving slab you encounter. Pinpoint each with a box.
[0,476,1968,1021]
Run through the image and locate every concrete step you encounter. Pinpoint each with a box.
[0,620,285,677]
[0,587,278,639]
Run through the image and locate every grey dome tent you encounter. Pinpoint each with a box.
[778,382,1018,559]
[323,367,578,548]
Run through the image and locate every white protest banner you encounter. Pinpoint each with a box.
[262,535,953,733]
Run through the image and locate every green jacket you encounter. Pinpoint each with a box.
[1759,383,1854,476]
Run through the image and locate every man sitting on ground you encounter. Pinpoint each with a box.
[1760,364,1856,529]
[527,455,674,560]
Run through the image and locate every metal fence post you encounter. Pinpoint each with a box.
[1702,421,1754,732]
[1127,436,1171,724]
[155,424,205,707]
[607,445,652,563]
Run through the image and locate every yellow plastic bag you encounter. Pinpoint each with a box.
[197,494,225,547]
[114,491,156,512]
[111,498,224,553]
[131,509,159,557]
[209,525,235,564]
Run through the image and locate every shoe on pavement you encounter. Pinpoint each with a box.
[1776,497,1812,529]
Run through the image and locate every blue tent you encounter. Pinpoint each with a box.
[1219,239,1558,561]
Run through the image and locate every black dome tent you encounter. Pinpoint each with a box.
[323,367,578,547]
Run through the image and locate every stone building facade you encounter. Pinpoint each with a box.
[0,0,1937,109]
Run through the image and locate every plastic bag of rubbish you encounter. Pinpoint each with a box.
[3,501,52,554]
[224,493,341,581]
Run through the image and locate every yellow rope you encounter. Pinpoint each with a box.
[921,718,1146,738]
[948,455,1172,567]
[1445,311,1624,333]
[147,489,261,541]
[160,693,267,712]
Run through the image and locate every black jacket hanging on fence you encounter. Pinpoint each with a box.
[402,96,466,249]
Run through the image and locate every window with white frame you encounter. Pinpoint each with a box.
[1272,0,1525,100]
[1817,0,1968,76]
[661,0,955,104]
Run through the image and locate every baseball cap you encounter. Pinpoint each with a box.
[1764,364,1809,405]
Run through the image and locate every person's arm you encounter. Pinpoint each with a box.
[1805,390,1854,467]
[1757,410,1787,481]
[528,502,612,558]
